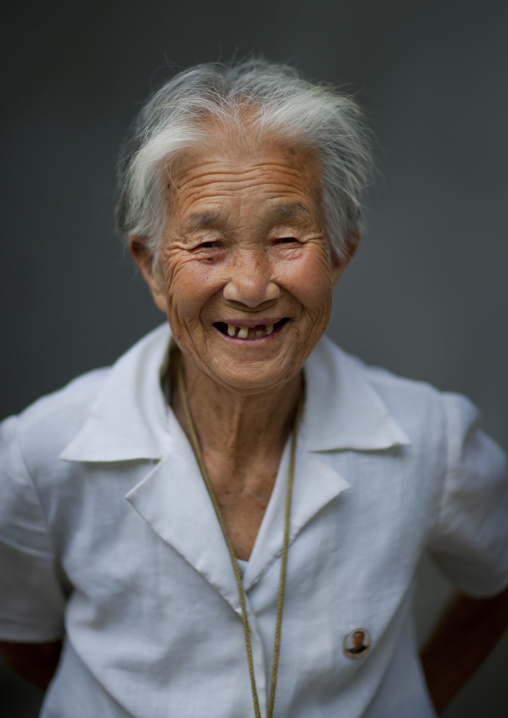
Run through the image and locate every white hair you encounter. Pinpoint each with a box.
[116,59,372,260]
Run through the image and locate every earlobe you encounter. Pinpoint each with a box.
[331,228,360,286]
[128,236,154,282]
[128,236,168,313]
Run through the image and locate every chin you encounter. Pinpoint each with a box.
[209,364,299,394]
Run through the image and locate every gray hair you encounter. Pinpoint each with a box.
[116,59,372,260]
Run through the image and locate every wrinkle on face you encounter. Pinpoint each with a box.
[144,130,349,396]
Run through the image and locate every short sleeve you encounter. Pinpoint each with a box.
[429,393,508,597]
[0,416,67,641]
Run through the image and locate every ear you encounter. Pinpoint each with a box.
[128,236,168,313]
[331,228,360,286]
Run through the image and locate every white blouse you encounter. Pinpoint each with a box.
[0,325,507,718]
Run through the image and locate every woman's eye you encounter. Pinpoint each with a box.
[276,237,299,244]
[197,241,219,249]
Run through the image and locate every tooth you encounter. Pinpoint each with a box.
[255,330,264,337]
[266,324,274,335]
[238,327,249,339]
[227,325,237,337]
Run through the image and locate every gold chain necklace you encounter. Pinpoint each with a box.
[177,357,304,718]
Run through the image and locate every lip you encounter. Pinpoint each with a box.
[213,318,290,340]
[214,317,286,328]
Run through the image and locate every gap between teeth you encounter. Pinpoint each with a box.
[227,324,274,338]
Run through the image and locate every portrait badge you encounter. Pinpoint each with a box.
[343,627,372,659]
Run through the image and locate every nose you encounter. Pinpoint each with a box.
[222,248,280,307]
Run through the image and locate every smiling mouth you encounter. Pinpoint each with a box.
[214,318,289,339]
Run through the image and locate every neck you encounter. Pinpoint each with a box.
[170,350,303,470]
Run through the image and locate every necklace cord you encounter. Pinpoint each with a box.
[177,356,304,718]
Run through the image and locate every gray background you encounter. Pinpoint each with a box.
[1,0,507,715]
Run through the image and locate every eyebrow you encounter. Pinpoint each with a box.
[181,212,228,232]
[181,202,314,233]
[265,202,313,224]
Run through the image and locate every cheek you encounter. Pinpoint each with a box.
[163,253,222,322]
[283,252,334,310]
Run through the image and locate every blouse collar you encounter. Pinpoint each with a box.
[60,324,409,464]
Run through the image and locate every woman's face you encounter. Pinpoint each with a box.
[134,136,353,395]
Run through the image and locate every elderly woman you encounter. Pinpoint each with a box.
[0,60,507,718]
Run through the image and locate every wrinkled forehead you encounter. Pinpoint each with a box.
[164,150,325,239]
[162,129,325,224]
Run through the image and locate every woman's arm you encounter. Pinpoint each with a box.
[420,585,508,714]
[0,638,62,690]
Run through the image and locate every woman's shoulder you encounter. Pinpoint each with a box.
[1,368,111,473]
[318,334,445,399]
[316,334,478,442]
[3,324,171,462]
